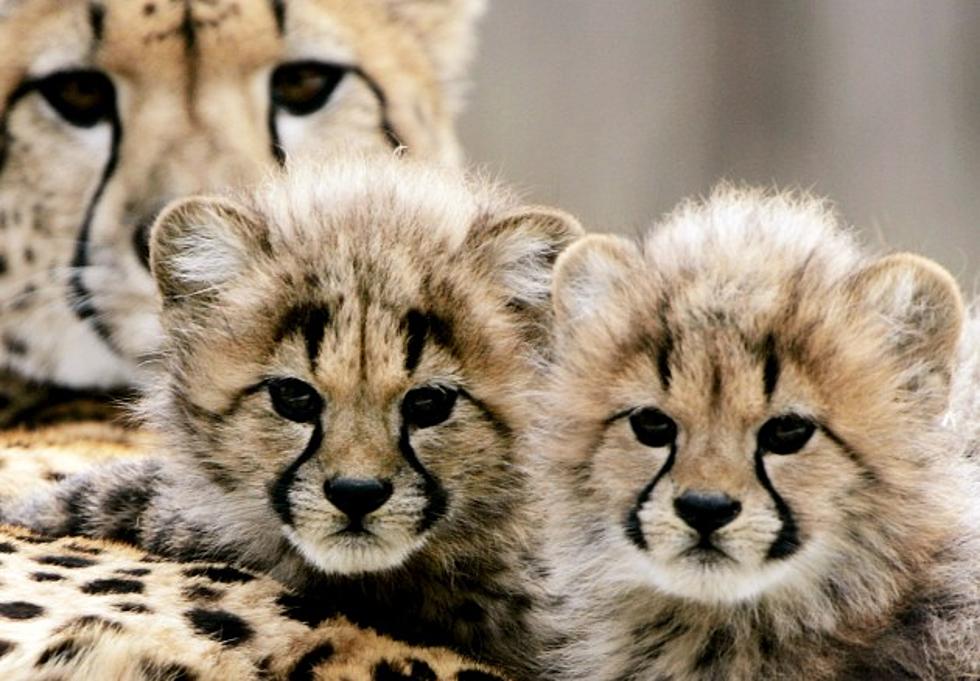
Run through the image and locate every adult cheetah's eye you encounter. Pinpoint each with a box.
[402,386,458,429]
[629,407,677,448]
[271,61,347,116]
[36,70,116,128]
[757,414,815,455]
[268,378,323,423]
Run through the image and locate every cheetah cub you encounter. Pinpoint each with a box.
[4,155,582,676]
[539,188,980,680]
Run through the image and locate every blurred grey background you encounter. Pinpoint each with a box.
[460,0,979,291]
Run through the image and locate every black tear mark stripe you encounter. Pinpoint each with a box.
[754,449,800,560]
[275,304,331,370]
[625,444,677,550]
[68,93,123,352]
[270,422,324,525]
[398,422,448,533]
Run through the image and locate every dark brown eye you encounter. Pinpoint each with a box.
[37,70,116,128]
[268,378,323,423]
[402,386,458,429]
[629,407,677,448]
[271,61,346,116]
[758,414,815,455]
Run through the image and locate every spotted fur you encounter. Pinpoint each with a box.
[0,525,508,680]
[4,154,583,677]
[539,187,980,680]
[0,0,484,412]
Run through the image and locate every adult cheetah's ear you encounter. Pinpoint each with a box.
[551,234,641,330]
[466,205,583,332]
[381,0,486,110]
[150,196,264,308]
[848,252,965,405]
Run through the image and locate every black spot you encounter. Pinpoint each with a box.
[65,542,102,555]
[276,592,329,628]
[183,584,221,601]
[81,578,144,595]
[0,253,6,275]
[185,608,253,647]
[0,601,44,619]
[143,3,156,16]
[22,247,32,263]
[140,660,198,681]
[182,565,255,584]
[373,659,436,681]
[44,471,67,483]
[31,572,66,582]
[286,641,335,680]
[457,672,507,681]
[115,567,150,576]
[36,639,83,666]
[0,640,13,658]
[19,535,55,544]
[0,542,15,553]
[114,602,152,614]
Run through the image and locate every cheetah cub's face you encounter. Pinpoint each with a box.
[148,157,580,575]
[546,191,963,605]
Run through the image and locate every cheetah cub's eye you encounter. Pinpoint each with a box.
[757,414,815,455]
[268,378,323,423]
[629,407,677,448]
[402,386,459,429]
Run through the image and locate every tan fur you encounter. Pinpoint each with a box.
[0,0,483,398]
[3,154,583,677]
[539,187,980,680]
[0,525,507,680]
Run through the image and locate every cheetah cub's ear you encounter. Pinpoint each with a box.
[848,252,964,411]
[551,233,642,329]
[149,196,265,308]
[465,206,583,332]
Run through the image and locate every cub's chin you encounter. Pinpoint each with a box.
[284,525,425,575]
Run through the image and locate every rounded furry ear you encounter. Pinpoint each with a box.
[150,197,262,307]
[465,205,583,332]
[552,234,640,327]
[848,252,964,399]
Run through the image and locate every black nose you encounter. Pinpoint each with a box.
[324,478,393,520]
[673,491,742,536]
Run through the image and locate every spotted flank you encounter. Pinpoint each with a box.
[539,186,980,680]
[0,526,507,681]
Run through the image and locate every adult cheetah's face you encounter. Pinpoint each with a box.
[546,208,963,606]
[148,158,581,575]
[0,0,480,388]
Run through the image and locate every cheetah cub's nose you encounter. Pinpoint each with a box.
[324,478,394,520]
[673,491,742,536]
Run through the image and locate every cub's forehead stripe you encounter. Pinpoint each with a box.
[270,0,286,35]
[88,3,106,45]
[403,310,429,373]
[762,334,780,400]
[275,304,331,369]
